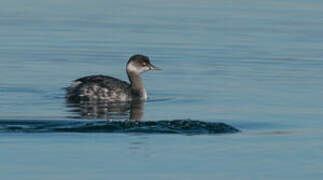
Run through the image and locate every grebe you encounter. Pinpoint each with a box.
[66,54,161,102]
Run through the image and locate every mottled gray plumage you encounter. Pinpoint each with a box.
[66,75,131,101]
[65,55,161,102]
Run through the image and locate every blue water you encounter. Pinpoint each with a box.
[1,0,323,179]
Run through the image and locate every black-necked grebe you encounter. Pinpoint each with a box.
[66,54,161,102]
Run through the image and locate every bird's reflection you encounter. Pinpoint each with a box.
[66,99,145,121]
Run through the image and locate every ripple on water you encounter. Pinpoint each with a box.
[0,119,239,135]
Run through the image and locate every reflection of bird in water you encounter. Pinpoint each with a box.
[66,100,145,121]
[65,54,161,102]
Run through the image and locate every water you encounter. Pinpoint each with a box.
[1,0,323,179]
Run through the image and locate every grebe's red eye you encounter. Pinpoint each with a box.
[141,62,147,66]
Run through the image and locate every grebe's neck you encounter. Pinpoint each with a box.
[127,71,147,100]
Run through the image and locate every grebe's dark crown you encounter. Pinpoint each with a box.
[127,54,150,65]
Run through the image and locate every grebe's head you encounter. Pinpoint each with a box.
[126,54,162,74]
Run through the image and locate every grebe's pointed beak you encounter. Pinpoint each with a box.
[148,64,162,71]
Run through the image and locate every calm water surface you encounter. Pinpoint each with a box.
[1,0,323,179]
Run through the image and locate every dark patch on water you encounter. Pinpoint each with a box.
[0,119,239,135]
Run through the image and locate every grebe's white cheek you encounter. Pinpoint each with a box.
[127,62,138,73]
